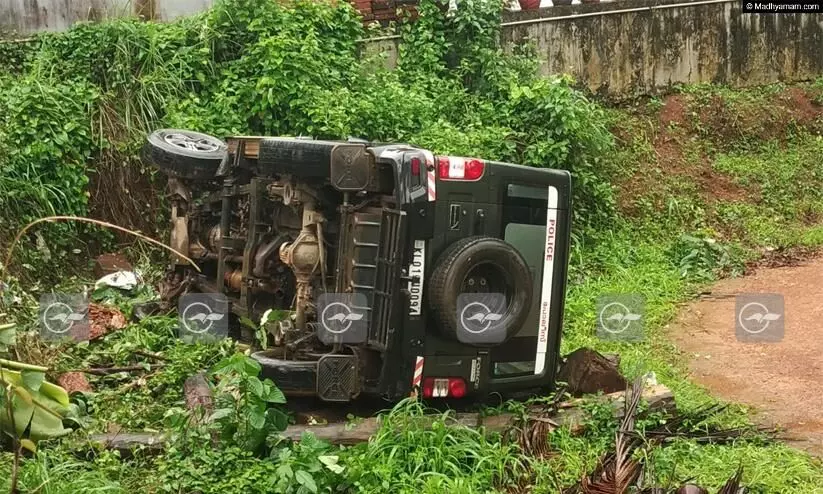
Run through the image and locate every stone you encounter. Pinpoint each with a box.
[93,253,133,279]
[557,347,628,396]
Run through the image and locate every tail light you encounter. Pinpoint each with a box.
[448,378,467,398]
[410,156,421,176]
[421,377,468,399]
[437,156,485,181]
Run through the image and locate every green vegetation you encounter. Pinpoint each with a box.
[3,0,823,492]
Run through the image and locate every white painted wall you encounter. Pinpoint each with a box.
[0,0,212,34]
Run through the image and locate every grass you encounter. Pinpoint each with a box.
[651,442,823,493]
[3,0,823,489]
[343,401,528,493]
[0,450,126,493]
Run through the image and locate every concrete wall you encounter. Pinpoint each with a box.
[4,0,822,96]
[500,0,823,96]
[0,0,212,34]
[364,0,823,96]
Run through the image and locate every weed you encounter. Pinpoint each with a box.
[208,353,289,453]
[667,234,743,281]
[649,441,823,492]
[0,449,127,493]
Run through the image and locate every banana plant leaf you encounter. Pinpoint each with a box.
[0,368,72,441]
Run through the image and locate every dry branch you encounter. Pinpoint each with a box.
[2,215,200,275]
[134,350,167,362]
[85,432,166,457]
[87,385,674,453]
[279,385,674,445]
[75,365,163,375]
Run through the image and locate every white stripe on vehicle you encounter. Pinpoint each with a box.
[422,150,436,201]
[535,186,559,375]
[412,356,425,389]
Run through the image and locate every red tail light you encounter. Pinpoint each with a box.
[437,156,485,181]
[421,377,468,399]
[410,156,421,176]
[422,378,434,398]
[448,378,467,398]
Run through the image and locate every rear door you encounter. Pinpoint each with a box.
[488,168,572,392]
[403,156,572,397]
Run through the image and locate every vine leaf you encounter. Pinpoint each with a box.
[0,325,15,347]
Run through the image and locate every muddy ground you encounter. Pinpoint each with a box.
[669,254,823,455]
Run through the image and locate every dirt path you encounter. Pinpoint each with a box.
[669,256,823,455]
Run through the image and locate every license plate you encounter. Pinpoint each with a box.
[408,240,426,316]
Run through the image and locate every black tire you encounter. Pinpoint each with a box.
[143,129,227,180]
[251,350,318,395]
[257,137,333,178]
[428,236,533,345]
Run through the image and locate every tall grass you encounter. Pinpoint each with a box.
[344,399,527,493]
[0,451,124,493]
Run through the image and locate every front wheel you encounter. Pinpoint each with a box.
[143,129,227,180]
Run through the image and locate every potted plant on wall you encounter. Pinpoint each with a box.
[552,0,572,5]
[518,0,541,10]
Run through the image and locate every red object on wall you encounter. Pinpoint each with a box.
[518,0,541,9]
[349,0,419,25]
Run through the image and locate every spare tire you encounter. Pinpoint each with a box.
[143,129,227,180]
[427,236,533,346]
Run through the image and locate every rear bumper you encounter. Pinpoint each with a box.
[252,349,555,402]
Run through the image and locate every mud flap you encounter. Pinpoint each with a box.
[317,354,360,402]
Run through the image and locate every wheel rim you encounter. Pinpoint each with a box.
[460,262,512,300]
[164,132,221,153]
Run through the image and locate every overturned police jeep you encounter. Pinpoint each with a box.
[144,129,572,402]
